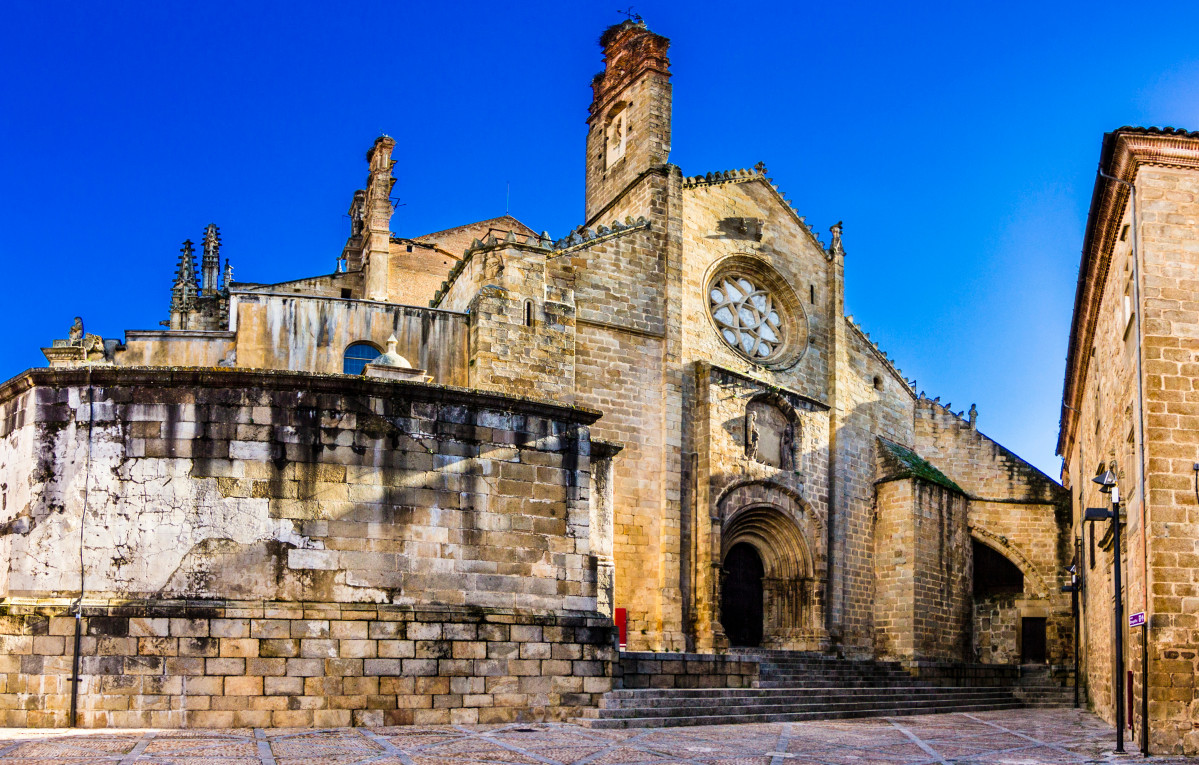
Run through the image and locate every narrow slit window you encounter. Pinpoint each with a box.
[525,300,534,327]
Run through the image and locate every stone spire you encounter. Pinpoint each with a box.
[201,223,222,293]
[223,258,234,287]
[170,239,198,328]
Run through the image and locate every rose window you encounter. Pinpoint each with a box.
[709,275,784,359]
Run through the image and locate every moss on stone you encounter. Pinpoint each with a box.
[877,438,963,494]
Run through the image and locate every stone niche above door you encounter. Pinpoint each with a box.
[745,395,797,470]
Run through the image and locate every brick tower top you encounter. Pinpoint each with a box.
[589,21,671,120]
[584,20,673,222]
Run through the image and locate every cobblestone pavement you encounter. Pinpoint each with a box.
[0,708,1189,764]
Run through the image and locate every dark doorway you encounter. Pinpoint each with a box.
[1021,617,1047,663]
[721,542,764,647]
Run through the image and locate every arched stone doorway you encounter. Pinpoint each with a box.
[719,501,819,649]
[721,542,765,647]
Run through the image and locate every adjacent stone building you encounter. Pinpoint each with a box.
[1058,126,1199,755]
[0,19,1071,727]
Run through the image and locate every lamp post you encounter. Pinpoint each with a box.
[1084,468,1123,753]
[1061,558,1081,709]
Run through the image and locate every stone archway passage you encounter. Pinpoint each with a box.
[721,542,765,647]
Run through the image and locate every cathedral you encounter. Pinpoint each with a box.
[0,20,1070,727]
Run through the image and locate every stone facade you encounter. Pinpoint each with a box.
[1058,127,1199,754]
[8,19,1073,727]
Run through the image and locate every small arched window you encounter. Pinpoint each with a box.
[343,342,381,375]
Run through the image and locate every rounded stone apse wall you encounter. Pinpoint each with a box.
[0,368,616,727]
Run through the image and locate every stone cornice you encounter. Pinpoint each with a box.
[1057,128,1199,457]
[0,367,602,425]
[702,361,831,412]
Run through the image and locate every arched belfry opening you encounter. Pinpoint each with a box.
[719,501,817,649]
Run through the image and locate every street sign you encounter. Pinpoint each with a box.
[1129,612,1146,628]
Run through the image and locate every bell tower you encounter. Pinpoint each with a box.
[584,20,672,223]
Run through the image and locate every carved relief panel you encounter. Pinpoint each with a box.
[745,398,797,470]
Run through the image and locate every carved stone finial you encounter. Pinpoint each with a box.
[386,334,399,355]
[969,403,978,428]
[830,221,844,254]
[201,224,222,293]
[69,317,84,344]
[753,161,767,175]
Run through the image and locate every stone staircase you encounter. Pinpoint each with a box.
[1011,664,1081,708]
[580,650,1025,729]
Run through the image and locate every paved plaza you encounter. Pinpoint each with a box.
[0,709,1190,765]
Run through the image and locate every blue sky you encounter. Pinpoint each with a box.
[3,1,1198,477]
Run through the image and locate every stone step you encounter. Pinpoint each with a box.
[599,700,1021,724]
[579,699,1025,729]
[603,685,996,702]
[762,676,911,681]
[601,692,1018,713]
[601,687,1017,709]
[755,680,921,689]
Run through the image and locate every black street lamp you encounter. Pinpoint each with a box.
[1061,556,1081,710]
[1084,468,1123,754]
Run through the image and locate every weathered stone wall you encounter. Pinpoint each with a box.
[974,595,1020,664]
[680,177,832,397]
[1134,163,1199,753]
[873,477,971,662]
[910,482,972,662]
[119,330,235,368]
[0,368,600,608]
[0,602,615,728]
[873,478,915,660]
[228,293,468,384]
[0,367,615,726]
[461,243,577,402]
[386,243,460,307]
[579,22,686,653]
[237,271,363,300]
[832,322,917,656]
